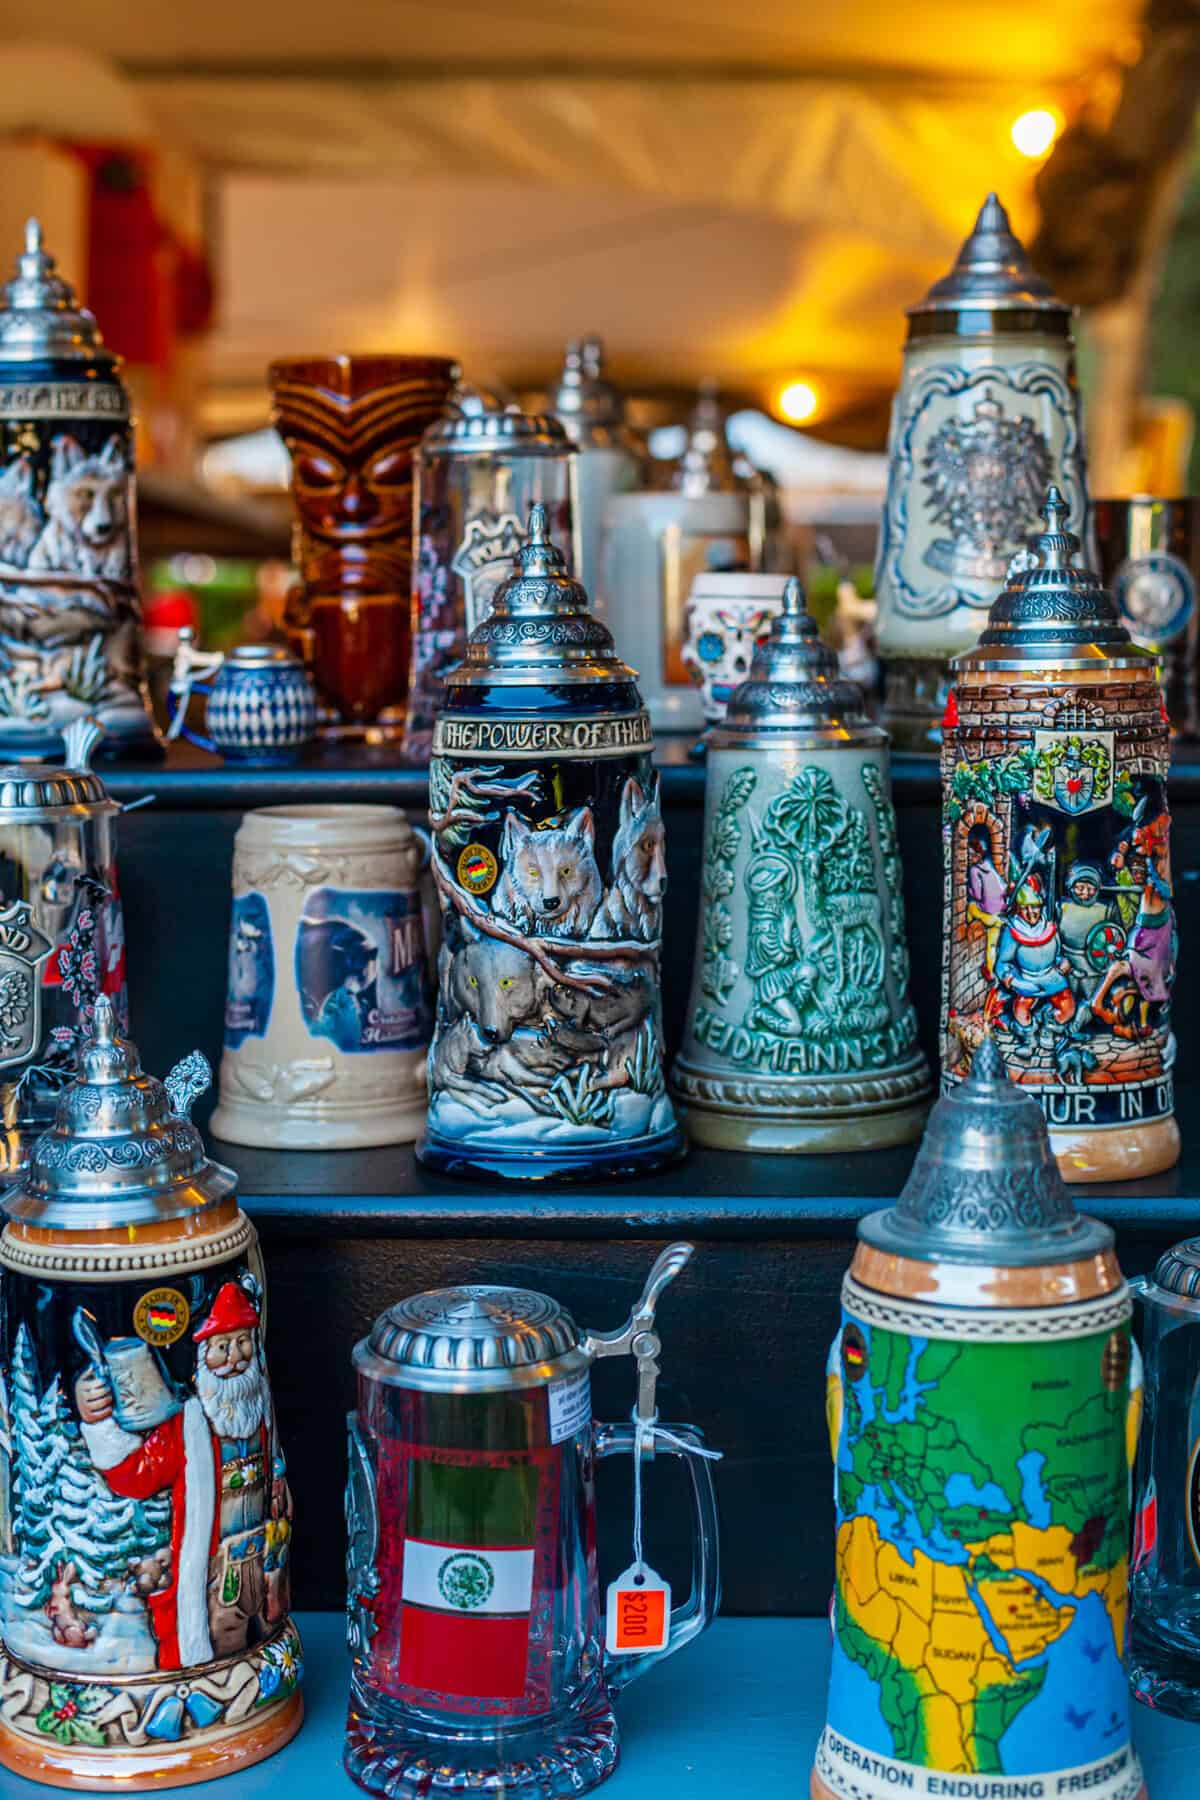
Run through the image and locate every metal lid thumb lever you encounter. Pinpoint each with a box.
[584,1242,695,1431]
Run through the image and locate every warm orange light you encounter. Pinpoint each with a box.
[777,380,820,424]
[1011,109,1061,159]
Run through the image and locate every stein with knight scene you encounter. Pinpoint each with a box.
[0,999,300,1789]
[344,1243,720,1800]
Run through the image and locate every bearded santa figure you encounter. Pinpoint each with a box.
[75,1280,292,1670]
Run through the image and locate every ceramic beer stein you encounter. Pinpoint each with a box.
[419,503,683,1182]
[942,486,1178,1182]
[402,385,581,762]
[876,194,1090,750]
[344,1242,720,1800]
[680,570,790,734]
[166,633,317,766]
[0,221,157,759]
[1094,494,1200,738]
[671,579,930,1151]
[813,1036,1145,1800]
[270,353,458,737]
[0,715,129,1177]
[211,804,435,1149]
[550,336,646,613]
[0,999,301,1787]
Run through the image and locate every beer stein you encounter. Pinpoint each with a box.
[0,220,157,759]
[1095,494,1200,738]
[211,803,435,1149]
[813,1036,1145,1800]
[680,570,790,737]
[942,486,1178,1182]
[550,336,646,612]
[672,578,930,1151]
[402,384,580,762]
[0,999,301,1787]
[166,632,317,766]
[0,714,129,1176]
[876,194,1090,750]
[344,1242,720,1800]
[419,502,682,1182]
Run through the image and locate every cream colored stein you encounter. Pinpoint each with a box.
[211,804,437,1148]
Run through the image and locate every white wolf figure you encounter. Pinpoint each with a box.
[29,434,130,580]
[492,806,603,938]
[591,776,667,942]
[0,456,43,567]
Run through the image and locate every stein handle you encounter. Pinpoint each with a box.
[595,1419,721,1693]
[165,627,222,750]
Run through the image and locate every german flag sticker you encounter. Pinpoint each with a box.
[458,843,499,895]
[133,1286,191,1348]
[842,1322,867,1381]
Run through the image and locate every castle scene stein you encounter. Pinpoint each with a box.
[942,488,1178,1182]
[875,194,1090,750]
[680,570,789,734]
[0,221,157,759]
[419,503,682,1181]
[166,633,317,766]
[0,1000,301,1786]
[672,580,930,1151]
[813,1038,1145,1800]
[344,1244,719,1800]
[212,804,434,1149]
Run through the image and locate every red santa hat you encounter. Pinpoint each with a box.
[194,1279,260,1341]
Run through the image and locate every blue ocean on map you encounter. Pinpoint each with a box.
[827,1634,891,1757]
[997,1592,1128,1773]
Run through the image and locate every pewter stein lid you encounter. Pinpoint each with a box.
[354,1283,589,1393]
[553,335,628,441]
[859,1037,1112,1267]
[445,501,636,689]
[2,997,236,1230]
[0,219,116,365]
[422,380,573,459]
[710,577,883,748]
[672,381,742,496]
[1145,1239,1200,1306]
[0,717,119,821]
[908,192,1070,322]
[955,486,1152,671]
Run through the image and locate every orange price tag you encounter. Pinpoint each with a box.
[605,1563,671,1656]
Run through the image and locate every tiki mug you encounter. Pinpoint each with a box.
[418,503,683,1183]
[942,486,1178,1182]
[0,221,157,759]
[269,354,458,737]
[680,571,790,735]
[166,634,317,766]
[0,716,129,1177]
[550,336,647,614]
[402,385,580,762]
[344,1243,720,1800]
[211,804,435,1149]
[813,1036,1145,1800]
[671,579,930,1151]
[1095,495,1200,738]
[876,194,1090,750]
[0,999,301,1787]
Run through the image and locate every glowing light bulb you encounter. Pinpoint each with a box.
[1011,109,1061,159]
[777,380,820,424]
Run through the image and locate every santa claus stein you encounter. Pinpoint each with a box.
[344,1243,720,1800]
[0,998,301,1788]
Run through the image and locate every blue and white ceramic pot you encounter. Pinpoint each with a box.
[167,638,316,766]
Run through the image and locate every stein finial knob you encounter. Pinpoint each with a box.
[24,218,41,257]
[92,994,115,1043]
[528,501,548,544]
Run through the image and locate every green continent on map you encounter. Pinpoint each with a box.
[831,1313,1131,1776]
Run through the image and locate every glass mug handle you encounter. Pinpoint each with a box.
[165,680,216,751]
[594,1419,721,1692]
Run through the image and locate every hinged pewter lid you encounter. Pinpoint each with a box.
[553,336,627,441]
[711,577,883,747]
[908,193,1070,322]
[0,219,117,365]
[859,1036,1112,1268]
[422,379,574,459]
[0,717,119,821]
[2,997,236,1231]
[445,502,637,689]
[355,1284,589,1392]
[956,486,1151,671]
[672,381,742,496]
[1145,1239,1200,1305]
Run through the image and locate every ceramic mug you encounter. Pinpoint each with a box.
[166,632,317,766]
[211,805,438,1148]
[680,572,790,728]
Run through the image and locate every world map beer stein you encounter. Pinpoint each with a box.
[813,1037,1145,1800]
[876,194,1089,750]
[343,1243,720,1800]
[418,502,683,1181]
[671,578,930,1150]
[942,486,1178,1182]
[0,999,301,1787]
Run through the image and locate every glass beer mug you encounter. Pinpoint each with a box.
[343,1244,720,1798]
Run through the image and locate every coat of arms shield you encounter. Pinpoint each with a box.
[0,899,54,1068]
[1032,729,1115,816]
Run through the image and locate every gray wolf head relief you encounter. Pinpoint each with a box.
[0,456,42,566]
[492,806,603,938]
[591,775,667,942]
[29,434,130,580]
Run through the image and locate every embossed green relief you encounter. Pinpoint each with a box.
[700,766,756,1006]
